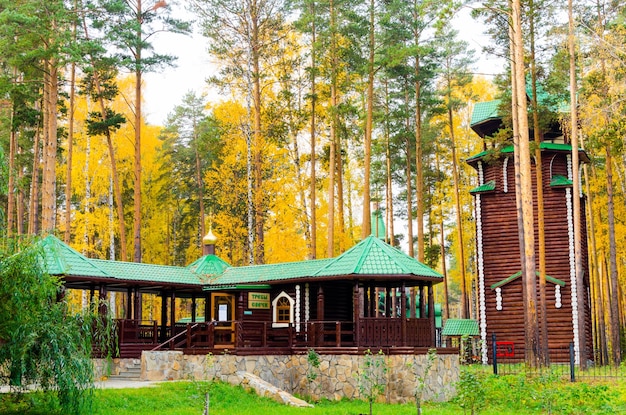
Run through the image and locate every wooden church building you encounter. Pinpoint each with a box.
[468,97,593,364]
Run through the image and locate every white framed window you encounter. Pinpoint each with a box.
[272,291,294,328]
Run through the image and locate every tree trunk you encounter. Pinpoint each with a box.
[327,0,337,258]
[7,107,16,236]
[309,0,317,259]
[252,12,265,264]
[405,89,414,258]
[529,3,549,364]
[361,0,375,239]
[384,79,394,244]
[449,105,468,319]
[605,146,621,365]
[512,0,539,367]
[65,60,76,243]
[42,58,59,233]
[28,127,41,235]
[133,1,143,263]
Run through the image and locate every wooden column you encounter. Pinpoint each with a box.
[428,283,435,347]
[133,288,141,321]
[170,290,176,341]
[419,285,426,318]
[160,291,168,342]
[316,285,324,320]
[126,287,133,320]
[205,294,211,322]
[353,282,360,346]
[237,292,244,320]
[410,287,416,318]
[401,283,407,346]
[98,285,108,317]
[191,294,197,323]
[363,284,369,318]
[385,284,391,318]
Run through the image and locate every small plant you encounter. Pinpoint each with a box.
[413,348,437,415]
[356,349,388,415]
[306,348,321,401]
[455,368,486,415]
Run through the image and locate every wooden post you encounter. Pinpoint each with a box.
[353,282,360,346]
[170,290,176,346]
[126,287,133,320]
[401,283,407,346]
[317,285,324,321]
[133,288,141,321]
[98,285,108,317]
[419,285,426,318]
[385,284,391,317]
[428,283,435,347]
[191,294,197,323]
[205,293,211,323]
[160,291,168,342]
[410,287,416,318]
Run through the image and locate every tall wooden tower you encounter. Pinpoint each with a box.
[467,99,593,364]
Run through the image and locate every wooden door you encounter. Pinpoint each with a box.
[211,293,235,348]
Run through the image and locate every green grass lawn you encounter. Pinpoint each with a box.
[88,376,626,415]
[3,373,626,415]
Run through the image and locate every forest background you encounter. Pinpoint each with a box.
[0,0,624,360]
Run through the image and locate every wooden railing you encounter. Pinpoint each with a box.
[115,317,433,356]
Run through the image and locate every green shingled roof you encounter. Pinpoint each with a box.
[471,100,501,126]
[208,236,442,288]
[470,180,496,194]
[550,175,573,187]
[40,235,111,278]
[313,236,442,278]
[442,319,479,337]
[467,142,589,164]
[91,259,206,285]
[208,258,334,287]
[490,270,566,290]
[187,255,231,276]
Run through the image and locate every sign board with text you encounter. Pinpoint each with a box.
[248,292,270,309]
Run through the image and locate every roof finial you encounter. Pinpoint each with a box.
[202,210,218,255]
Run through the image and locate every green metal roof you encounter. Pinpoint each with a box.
[550,174,573,187]
[187,254,231,276]
[441,319,479,337]
[467,142,589,163]
[208,258,335,287]
[91,259,206,286]
[40,235,111,278]
[469,180,496,194]
[40,234,442,291]
[490,270,566,290]
[471,100,501,126]
[312,236,442,278]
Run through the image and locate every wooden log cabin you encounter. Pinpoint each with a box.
[40,231,448,358]
[468,98,593,364]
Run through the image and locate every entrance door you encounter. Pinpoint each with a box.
[211,293,235,348]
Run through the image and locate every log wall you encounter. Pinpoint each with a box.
[474,150,592,361]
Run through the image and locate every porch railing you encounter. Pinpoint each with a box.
[115,317,434,355]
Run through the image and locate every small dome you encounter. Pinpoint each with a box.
[203,229,218,245]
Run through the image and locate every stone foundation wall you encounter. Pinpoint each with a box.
[93,357,141,379]
[139,351,459,403]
